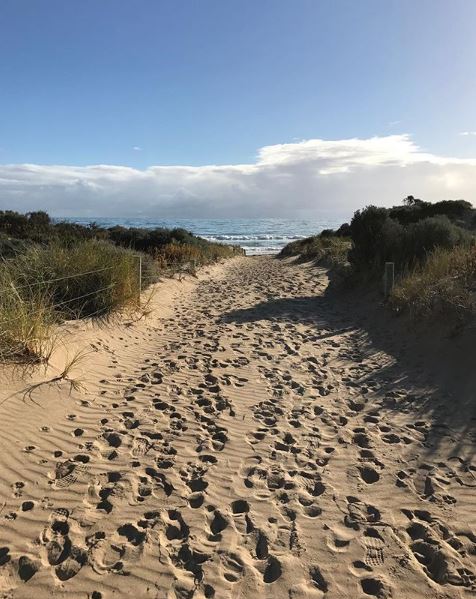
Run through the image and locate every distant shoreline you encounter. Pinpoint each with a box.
[52,216,342,255]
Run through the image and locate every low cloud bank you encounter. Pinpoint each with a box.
[0,135,474,219]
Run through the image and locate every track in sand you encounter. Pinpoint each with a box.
[0,256,475,598]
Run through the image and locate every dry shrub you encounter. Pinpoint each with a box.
[390,245,476,319]
[156,240,240,270]
[279,235,351,268]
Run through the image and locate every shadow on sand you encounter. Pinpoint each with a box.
[221,276,476,462]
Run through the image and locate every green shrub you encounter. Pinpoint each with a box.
[389,198,473,225]
[0,233,28,258]
[405,216,471,264]
[348,206,390,269]
[348,207,473,273]
[0,210,242,268]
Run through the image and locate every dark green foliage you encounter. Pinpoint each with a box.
[389,197,473,226]
[0,210,104,246]
[0,211,241,263]
[348,206,389,268]
[53,222,109,245]
[406,216,470,263]
[319,229,336,238]
[349,202,474,273]
[107,226,212,255]
[335,222,351,237]
[0,233,28,258]
[0,211,31,238]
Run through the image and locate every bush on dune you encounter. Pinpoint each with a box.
[389,196,474,227]
[349,207,473,273]
[280,197,475,322]
[347,202,475,319]
[348,206,390,269]
[0,210,241,265]
[0,211,242,265]
[107,226,198,254]
[0,272,56,361]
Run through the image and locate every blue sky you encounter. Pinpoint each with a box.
[2,0,476,167]
[1,0,476,217]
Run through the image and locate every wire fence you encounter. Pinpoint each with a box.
[0,250,217,362]
[6,266,115,293]
[0,254,177,361]
[0,257,144,326]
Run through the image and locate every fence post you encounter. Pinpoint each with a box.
[383,262,394,298]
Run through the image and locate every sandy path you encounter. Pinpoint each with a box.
[0,256,474,598]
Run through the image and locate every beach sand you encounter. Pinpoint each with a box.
[0,256,474,598]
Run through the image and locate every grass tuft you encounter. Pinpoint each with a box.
[389,245,476,319]
[0,241,150,362]
[279,234,351,269]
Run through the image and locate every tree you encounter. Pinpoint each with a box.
[27,211,50,227]
[403,195,424,206]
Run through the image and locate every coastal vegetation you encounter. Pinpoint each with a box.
[278,224,351,269]
[390,244,476,319]
[0,211,241,361]
[280,197,476,320]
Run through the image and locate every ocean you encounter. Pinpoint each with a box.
[60,218,342,255]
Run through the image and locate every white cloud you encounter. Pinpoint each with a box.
[132,146,142,151]
[459,131,476,136]
[0,134,474,220]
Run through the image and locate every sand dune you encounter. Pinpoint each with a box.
[0,256,474,598]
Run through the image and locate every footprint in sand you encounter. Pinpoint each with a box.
[36,508,86,580]
[342,496,381,530]
[360,576,392,598]
[52,460,89,489]
[358,466,380,485]
[309,564,328,592]
[362,528,385,567]
[131,437,153,457]
[55,546,87,581]
[263,555,282,583]
[209,508,228,539]
[220,552,245,583]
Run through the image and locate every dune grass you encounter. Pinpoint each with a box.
[389,244,476,319]
[12,241,146,317]
[0,231,240,362]
[0,275,57,362]
[156,240,242,272]
[279,234,351,268]
[0,241,156,362]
